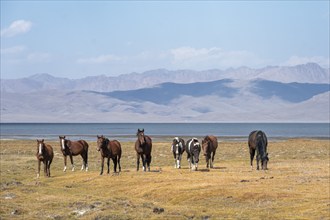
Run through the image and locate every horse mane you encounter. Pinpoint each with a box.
[204,136,211,142]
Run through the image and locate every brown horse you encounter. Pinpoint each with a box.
[135,129,152,171]
[97,135,122,175]
[59,136,89,172]
[248,130,269,170]
[36,139,54,178]
[202,135,218,168]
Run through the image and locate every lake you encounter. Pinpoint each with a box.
[0,123,329,141]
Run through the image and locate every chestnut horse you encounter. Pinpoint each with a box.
[97,135,122,175]
[135,129,152,171]
[59,136,89,172]
[248,130,269,170]
[36,139,54,178]
[202,135,218,168]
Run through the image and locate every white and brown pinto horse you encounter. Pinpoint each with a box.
[59,136,89,172]
[202,135,218,169]
[97,135,122,175]
[36,139,54,178]
[171,137,185,168]
[135,129,152,172]
[185,138,201,171]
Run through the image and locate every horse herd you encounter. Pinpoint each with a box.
[36,129,269,178]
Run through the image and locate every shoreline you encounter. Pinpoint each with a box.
[1,135,329,142]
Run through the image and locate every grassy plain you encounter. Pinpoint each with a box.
[0,139,329,219]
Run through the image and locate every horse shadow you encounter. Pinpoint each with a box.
[212,166,227,170]
[196,168,210,172]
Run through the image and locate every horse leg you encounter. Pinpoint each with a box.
[147,155,151,172]
[107,157,110,174]
[113,157,117,173]
[250,149,255,170]
[63,155,67,172]
[82,150,88,171]
[70,155,75,171]
[136,153,140,171]
[210,152,215,168]
[118,156,121,172]
[142,155,146,172]
[206,156,209,169]
[256,152,260,170]
[100,157,104,175]
[80,154,85,171]
[49,158,53,177]
[173,153,177,168]
[37,160,41,178]
[177,154,181,169]
[187,154,191,170]
[43,161,47,177]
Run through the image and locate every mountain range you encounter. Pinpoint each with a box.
[1,63,329,122]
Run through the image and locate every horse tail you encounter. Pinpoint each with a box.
[115,140,122,159]
[256,131,267,156]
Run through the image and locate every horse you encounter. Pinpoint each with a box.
[248,130,269,170]
[185,138,201,171]
[36,139,54,178]
[171,137,185,168]
[59,136,89,172]
[135,129,152,171]
[96,135,122,175]
[202,135,218,168]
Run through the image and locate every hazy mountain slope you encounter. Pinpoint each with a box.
[96,79,238,104]
[1,63,329,93]
[1,79,329,122]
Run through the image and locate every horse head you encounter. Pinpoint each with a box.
[59,136,67,150]
[137,129,145,145]
[262,153,269,170]
[37,139,45,157]
[96,135,107,151]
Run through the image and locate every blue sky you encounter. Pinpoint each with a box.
[1,1,329,79]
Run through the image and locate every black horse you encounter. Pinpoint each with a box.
[135,129,152,171]
[171,137,185,168]
[248,130,269,170]
[185,138,201,171]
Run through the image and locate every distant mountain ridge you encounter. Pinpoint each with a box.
[1,63,329,122]
[1,63,329,93]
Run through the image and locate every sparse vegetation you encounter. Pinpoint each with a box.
[1,139,329,219]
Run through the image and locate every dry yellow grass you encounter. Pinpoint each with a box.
[1,139,329,219]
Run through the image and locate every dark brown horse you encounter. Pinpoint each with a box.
[36,139,54,178]
[59,136,89,172]
[97,135,122,175]
[135,129,152,171]
[248,130,269,170]
[202,135,218,168]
